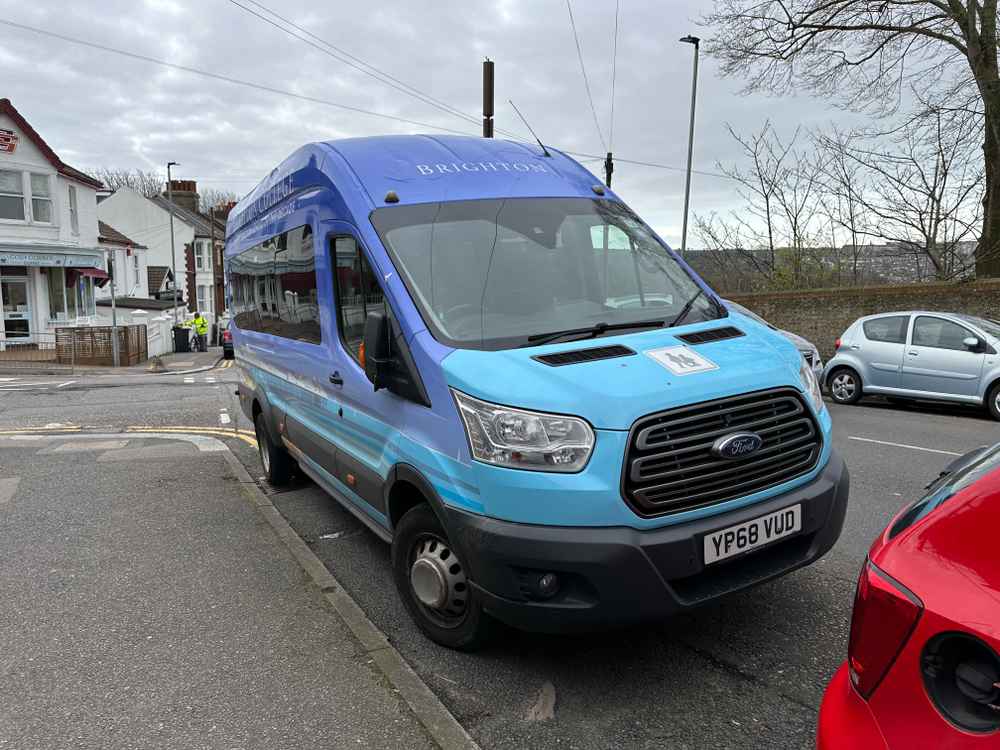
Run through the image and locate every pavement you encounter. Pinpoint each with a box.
[1,367,998,749]
[0,348,224,378]
[0,431,439,750]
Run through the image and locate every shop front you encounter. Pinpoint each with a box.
[0,244,107,345]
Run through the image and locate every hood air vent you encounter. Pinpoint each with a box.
[534,344,636,367]
[677,326,745,345]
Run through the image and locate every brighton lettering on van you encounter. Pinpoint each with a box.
[416,161,549,175]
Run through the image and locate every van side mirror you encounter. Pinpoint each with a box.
[363,311,391,389]
[963,336,981,351]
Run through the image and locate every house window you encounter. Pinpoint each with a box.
[194,240,210,271]
[0,169,25,221]
[197,284,210,313]
[30,173,52,223]
[69,185,79,235]
[133,254,141,286]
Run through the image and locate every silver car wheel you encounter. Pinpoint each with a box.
[831,373,856,402]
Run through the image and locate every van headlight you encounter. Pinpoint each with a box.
[452,390,595,472]
[800,360,825,413]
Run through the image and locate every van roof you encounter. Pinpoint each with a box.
[227,134,611,240]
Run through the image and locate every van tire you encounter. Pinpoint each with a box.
[392,504,493,651]
[828,367,862,405]
[254,412,292,485]
[987,382,1000,421]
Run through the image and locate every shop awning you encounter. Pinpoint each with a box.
[0,243,104,268]
[76,267,109,280]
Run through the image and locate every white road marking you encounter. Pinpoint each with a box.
[0,377,18,382]
[184,377,194,384]
[219,412,231,425]
[0,381,65,389]
[0,477,19,506]
[205,377,217,383]
[56,381,75,388]
[848,436,961,457]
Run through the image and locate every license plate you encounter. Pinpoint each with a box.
[703,504,802,565]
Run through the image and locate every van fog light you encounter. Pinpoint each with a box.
[452,390,595,473]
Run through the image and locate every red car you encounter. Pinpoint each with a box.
[818,445,1000,749]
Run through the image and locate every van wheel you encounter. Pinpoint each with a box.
[828,367,862,405]
[987,382,1000,421]
[254,412,292,485]
[392,504,493,651]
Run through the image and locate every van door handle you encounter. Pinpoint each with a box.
[908,351,919,356]
[329,371,344,386]
[850,345,860,350]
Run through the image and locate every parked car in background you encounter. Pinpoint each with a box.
[817,444,1000,748]
[823,311,1000,420]
[217,312,234,359]
[724,300,823,380]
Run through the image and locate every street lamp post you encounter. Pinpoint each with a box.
[679,35,701,258]
[167,161,179,327]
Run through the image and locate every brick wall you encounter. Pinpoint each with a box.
[729,280,1000,359]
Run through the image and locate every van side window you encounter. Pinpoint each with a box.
[229,224,321,344]
[333,236,385,361]
[862,316,908,344]
[912,316,974,351]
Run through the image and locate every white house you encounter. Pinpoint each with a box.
[97,180,225,332]
[0,97,108,344]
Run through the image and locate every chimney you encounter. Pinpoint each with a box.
[164,179,199,213]
[214,201,237,220]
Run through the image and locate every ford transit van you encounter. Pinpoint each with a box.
[226,135,849,650]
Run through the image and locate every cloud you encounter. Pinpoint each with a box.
[0,0,867,244]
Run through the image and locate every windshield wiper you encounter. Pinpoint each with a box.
[526,319,665,347]
[668,289,706,329]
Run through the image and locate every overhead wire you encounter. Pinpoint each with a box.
[565,0,607,153]
[227,0,526,140]
[0,19,478,137]
[0,18,733,182]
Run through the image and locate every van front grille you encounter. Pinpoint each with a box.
[622,388,821,517]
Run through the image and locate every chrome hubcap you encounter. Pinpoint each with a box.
[831,374,856,401]
[409,536,468,622]
[257,427,270,473]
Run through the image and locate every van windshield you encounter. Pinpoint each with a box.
[371,198,722,350]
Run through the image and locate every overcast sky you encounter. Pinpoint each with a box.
[0,0,863,246]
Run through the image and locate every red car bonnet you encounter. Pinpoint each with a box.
[869,459,1000,644]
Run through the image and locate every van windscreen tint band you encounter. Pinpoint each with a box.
[371,198,720,351]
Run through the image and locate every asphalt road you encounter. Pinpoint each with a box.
[2,367,997,749]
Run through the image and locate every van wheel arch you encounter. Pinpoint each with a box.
[385,465,452,534]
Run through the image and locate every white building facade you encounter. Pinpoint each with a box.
[0,98,107,344]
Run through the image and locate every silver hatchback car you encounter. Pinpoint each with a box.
[823,311,1000,420]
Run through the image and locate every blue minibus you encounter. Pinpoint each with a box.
[226,135,849,650]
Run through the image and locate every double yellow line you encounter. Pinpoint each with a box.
[0,425,82,435]
[126,425,258,447]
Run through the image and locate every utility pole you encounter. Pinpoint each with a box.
[209,206,217,344]
[679,35,701,257]
[482,58,494,138]
[167,161,179,328]
[107,248,120,367]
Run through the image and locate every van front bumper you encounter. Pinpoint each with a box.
[446,451,848,633]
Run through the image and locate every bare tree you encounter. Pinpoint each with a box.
[694,122,831,289]
[816,128,871,284]
[88,167,162,197]
[703,0,1000,276]
[816,112,984,280]
[198,188,240,213]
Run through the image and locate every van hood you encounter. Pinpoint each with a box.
[441,321,806,430]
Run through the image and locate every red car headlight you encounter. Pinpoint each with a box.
[848,560,923,698]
